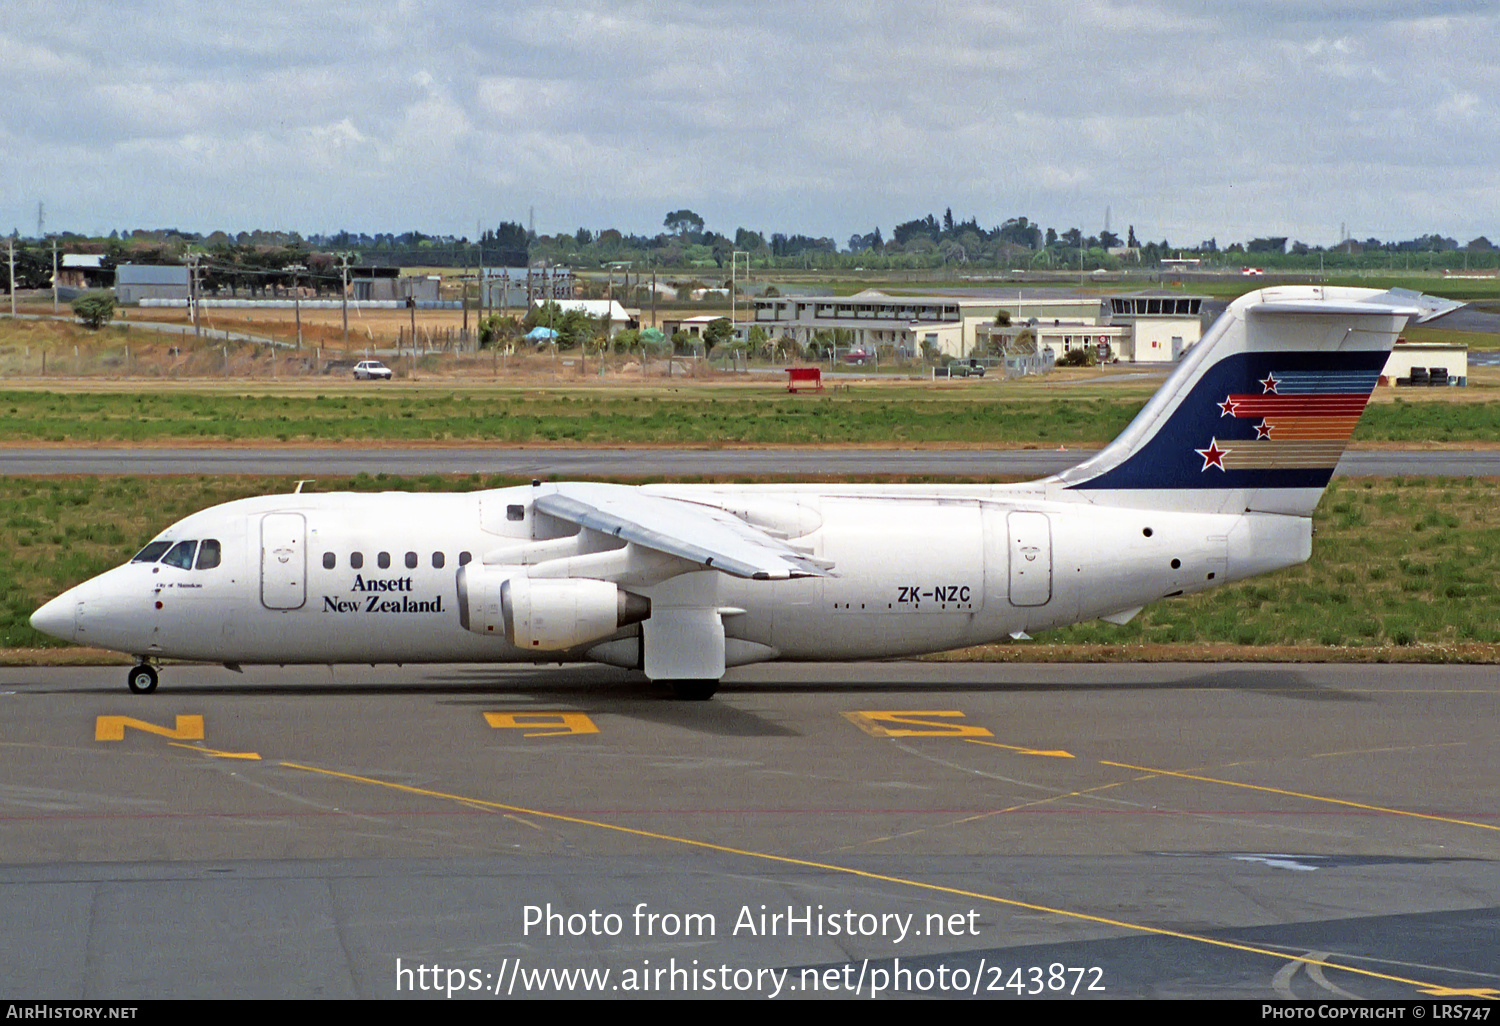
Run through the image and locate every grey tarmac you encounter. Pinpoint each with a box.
[2,446,1497,478]
[2,661,1496,999]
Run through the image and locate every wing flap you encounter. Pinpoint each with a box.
[533,483,829,581]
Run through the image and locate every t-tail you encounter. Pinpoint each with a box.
[1048,286,1462,516]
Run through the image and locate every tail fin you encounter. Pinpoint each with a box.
[1049,286,1461,516]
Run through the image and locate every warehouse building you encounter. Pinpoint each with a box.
[115,264,189,304]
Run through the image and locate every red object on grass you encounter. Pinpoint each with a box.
[785,367,824,392]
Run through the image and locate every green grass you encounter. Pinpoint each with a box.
[1042,476,1499,653]
[2,475,1495,657]
[0,388,1496,445]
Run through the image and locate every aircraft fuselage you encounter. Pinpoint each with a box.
[45,484,1308,668]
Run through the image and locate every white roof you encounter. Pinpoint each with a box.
[535,299,630,320]
[62,254,105,268]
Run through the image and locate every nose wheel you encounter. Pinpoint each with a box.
[127,664,159,694]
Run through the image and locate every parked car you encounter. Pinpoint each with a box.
[353,360,393,381]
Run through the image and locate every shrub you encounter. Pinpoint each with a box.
[72,292,116,329]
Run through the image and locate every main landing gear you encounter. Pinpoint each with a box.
[127,663,159,694]
[670,679,719,701]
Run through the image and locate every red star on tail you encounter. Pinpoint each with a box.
[1260,372,1280,394]
[1196,438,1228,471]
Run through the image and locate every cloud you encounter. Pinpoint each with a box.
[0,0,1495,245]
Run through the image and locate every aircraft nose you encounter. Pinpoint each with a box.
[30,593,77,643]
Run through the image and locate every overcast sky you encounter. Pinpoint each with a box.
[1,0,1495,247]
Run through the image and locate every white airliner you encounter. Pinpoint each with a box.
[31,286,1458,699]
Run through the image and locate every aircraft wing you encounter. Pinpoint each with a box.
[533,482,830,581]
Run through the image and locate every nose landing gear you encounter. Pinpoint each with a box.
[127,663,159,694]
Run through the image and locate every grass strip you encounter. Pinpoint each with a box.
[1,389,1496,445]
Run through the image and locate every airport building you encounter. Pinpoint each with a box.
[1101,292,1206,362]
[750,288,1205,362]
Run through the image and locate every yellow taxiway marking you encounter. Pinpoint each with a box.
[1103,760,1499,833]
[280,759,1462,998]
[1311,741,1468,759]
[166,742,261,760]
[1420,987,1500,998]
[836,777,1130,853]
[483,711,599,738]
[964,737,1074,759]
[843,710,993,739]
[95,714,203,742]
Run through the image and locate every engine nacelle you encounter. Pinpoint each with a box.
[457,566,649,651]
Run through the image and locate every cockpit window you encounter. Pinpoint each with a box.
[161,540,198,570]
[196,539,222,570]
[132,541,172,564]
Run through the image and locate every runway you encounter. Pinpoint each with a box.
[3,446,1497,478]
[2,661,1496,999]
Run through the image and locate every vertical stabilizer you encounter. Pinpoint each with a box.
[1048,287,1461,515]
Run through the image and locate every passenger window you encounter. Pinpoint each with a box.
[132,541,172,563]
[507,504,525,521]
[378,552,391,569]
[405,551,418,569]
[323,552,336,570]
[161,540,197,570]
[432,552,445,569]
[196,539,221,570]
[459,551,472,566]
[350,552,364,570]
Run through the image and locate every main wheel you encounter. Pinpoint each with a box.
[127,664,158,694]
[670,679,719,701]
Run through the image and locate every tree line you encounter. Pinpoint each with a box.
[6,206,1498,293]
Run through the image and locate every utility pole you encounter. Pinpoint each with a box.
[7,237,14,316]
[51,238,58,313]
[187,252,201,339]
[731,250,749,369]
[287,263,305,348]
[339,254,351,349]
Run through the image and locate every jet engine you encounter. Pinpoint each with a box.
[457,566,649,651]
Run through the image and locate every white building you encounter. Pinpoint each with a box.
[751,288,1206,362]
[1383,342,1466,386]
[1103,293,1206,362]
[751,289,1106,358]
[536,299,635,337]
